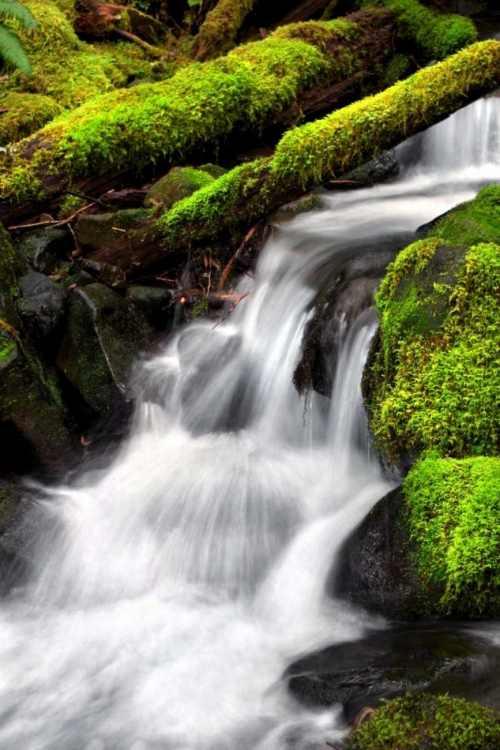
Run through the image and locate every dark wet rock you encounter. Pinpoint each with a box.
[16,227,70,275]
[286,624,500,723]
[0,478,36,594]
[56,283,152,416]
[0,228,77,476]
[75,209,149,251]
[126,285,176,330]
[327,151,399,190]
[144,166,215,210]
[294,276,380,397]
[81,259,127,290]
[17,272,68,342]
[333,486,443,621]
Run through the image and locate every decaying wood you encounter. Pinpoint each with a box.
[74,0,166,43]
[276,0,332,26]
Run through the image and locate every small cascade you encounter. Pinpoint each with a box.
[0,93,499,749]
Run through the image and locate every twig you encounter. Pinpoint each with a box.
[112,27,164,57]
[212,292,249,330]
[8,203,92,231]
[218,224,259,290]
[64,188,107,208]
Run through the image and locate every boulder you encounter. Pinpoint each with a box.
[81,259,127,290]
[143,167,215,209]
[75,209,150,252]
[125,285,177,330]
[287,624,500,722]
[17,272,69,342]
[327,150,399,190]
[16,226,70,275]
[56,283,152,416]
[0,478,36,595]
[0,227,77,476]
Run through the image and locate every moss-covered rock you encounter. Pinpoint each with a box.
[348,693,500,750]
[0,227,77,475]
[364,185,500,464]
[16,226,70,275]
[55,282,152,416]
[144,167,215,209]
[75,208,150,251]
[0,93,63,146]
[404,454,500,618]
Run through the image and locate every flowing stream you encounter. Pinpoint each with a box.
[0,95,499,749]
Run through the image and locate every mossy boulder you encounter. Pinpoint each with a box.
[0,227,76,475]
[17,272,69,342]
[55,283,152,416]
[75,209,150,251]
[125,285,176,330]
[338,455,500,620]
[348,693,500,750]
[364,186,500,464]
[144,167,215,209]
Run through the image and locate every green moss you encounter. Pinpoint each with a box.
[0,92,62,146]
[155,41,500,252]
[366,186,500,461]
[349,693,500,750]
[0,15,368,200]
[384,53,411,86]
[145,166,215,208]
[360,0,478,59]
[403,455,500,616]
[194,0,254,61]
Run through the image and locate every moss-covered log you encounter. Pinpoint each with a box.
[0,1,474,224]
[192,0,254,61]
[91,41,500,274]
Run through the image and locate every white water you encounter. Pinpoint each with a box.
[0,95,499,749]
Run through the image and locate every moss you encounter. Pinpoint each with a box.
[403,455,500,616]
[360,0,478,59]
[0,92,63,146]
[0,15,369,200]
[366,186,500,461]
[349,693,500,750]
[145,166,215,208]
[383,53,411,86]
[194,0,254,61]
[154,41,500,253]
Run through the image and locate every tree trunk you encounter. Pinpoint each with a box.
[191,0,255,61]
[0,0,475,227]
[89,40,500,274]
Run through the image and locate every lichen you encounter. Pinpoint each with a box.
[349,693,500,750]
[359,0,478,59]
[403,454,500,616]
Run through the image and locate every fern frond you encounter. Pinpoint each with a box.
[0,1,37,29]
[0,22,31,73]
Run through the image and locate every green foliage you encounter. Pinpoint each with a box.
[360,0,477,59]
[404,455,500,616]
[0,0,37,74]
[366,186,500,461]
[6,0,153,109]
[349,693,500,750]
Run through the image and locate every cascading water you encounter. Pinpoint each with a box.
[0,94,499,749]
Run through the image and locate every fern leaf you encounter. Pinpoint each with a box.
[0,1,37,29]
[0,22,31,73]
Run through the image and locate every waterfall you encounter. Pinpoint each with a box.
[0,94,499,749]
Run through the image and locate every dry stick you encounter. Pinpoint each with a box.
[8,203,92,231]
[212,292,249,330]
[64,188,107,208]
[112,27,164,57]
[218,224,259,290]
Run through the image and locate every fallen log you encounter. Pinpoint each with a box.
[0,0,476,225]
[90,40,500,273]
[192,0,255,61]
[74,0,166,44]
